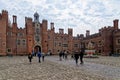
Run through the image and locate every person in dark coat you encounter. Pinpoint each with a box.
[64,50,68,60]
[28,53,33,64]
[74,51,79,65]
[37,51,41,63]
[59,51,62,61]
[42,52,45,62]
[79,49,84,64]
[62,51,65,59]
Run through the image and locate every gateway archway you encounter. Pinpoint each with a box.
[34,45,41,56]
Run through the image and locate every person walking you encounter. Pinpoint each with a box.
[42,52,45,62]
[59,51,62,61]
[64,50,68,60]
[28,52,33,64]
[37,51,41,63]
[79,49,84,64]
[62,50,65,59]
[74,51,79,65]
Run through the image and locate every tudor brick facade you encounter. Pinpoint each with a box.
[0,10,120,56]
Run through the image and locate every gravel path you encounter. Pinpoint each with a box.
[0,56,119,80]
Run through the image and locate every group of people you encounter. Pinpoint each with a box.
[28,51,45,64]
[58,50,68,61]
[58,49,84,65]
[74,49,84,65]
[28,49,84,65]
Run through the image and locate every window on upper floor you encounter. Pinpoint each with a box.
[74,44,78,47]
[59,43,61,46]
[17,33,23,37]
[7,32,12,36]
[22,39,26,45]
[63,44,68,47]
[17,39,20,45]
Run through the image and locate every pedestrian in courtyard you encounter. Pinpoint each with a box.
[74,51,79,65]
[79,49,84,64]
[32,50,35,56]
[28,52,33,64]
[42,52,45,62]
[37,51,41,63]
[62,50,65,59]
[64,50,68,60]
[59,51,62,61]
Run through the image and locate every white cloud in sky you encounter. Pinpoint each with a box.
[0,0,120,36]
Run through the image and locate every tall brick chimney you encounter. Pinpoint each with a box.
[113,19,119,30]
[59,28,64,34]
[51,22,54,30]
[86,30,90,37]
[13,15,17,23]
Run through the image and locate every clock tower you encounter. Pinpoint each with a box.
[33,12,41,53]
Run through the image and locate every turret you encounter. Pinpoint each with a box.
[42,19,47,31]
[34,12,39,23]
[2,10,8,19]
[25,17,33,34]
[2,10,8,25]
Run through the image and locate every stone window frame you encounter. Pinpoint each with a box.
[116,48,120,54]
[22,39,26,45]
[59,43,61,46]
[17,39,20,45]
[17,33,23,37]
[117,38,120,45]
[7,32,12,36]
[74,44,78,47]
[63,44,68,47]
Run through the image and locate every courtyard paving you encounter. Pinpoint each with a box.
[0,55,120,80]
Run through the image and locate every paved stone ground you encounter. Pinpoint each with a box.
[0,56,119,80]
[46,56,120,80]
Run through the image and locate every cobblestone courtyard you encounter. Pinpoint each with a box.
[0,56,120,80]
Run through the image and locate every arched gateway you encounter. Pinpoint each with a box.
[34,45,41,56]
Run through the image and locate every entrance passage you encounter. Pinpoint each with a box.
[34,45,41,56]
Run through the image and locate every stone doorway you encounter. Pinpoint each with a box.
[34,45,41,56]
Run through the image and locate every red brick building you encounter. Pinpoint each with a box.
[0,10,74,55]
[0,10,119,56]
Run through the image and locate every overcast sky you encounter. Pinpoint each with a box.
[0,0,120,36]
